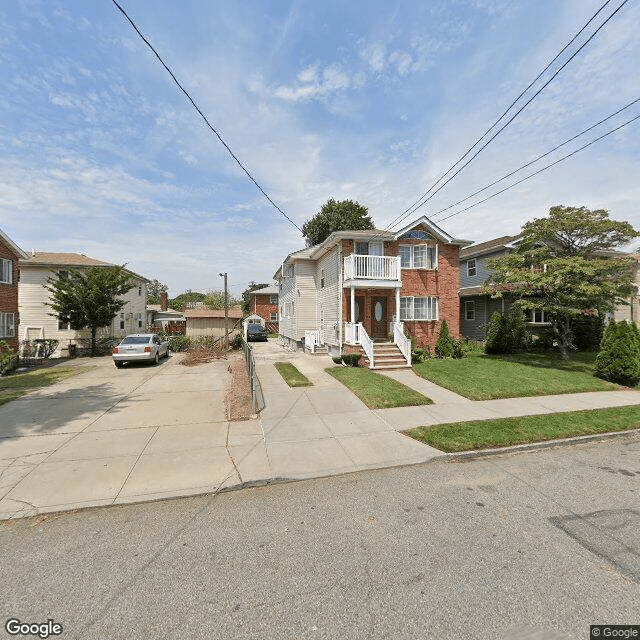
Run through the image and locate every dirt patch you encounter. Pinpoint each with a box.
[180,344,229,367]
[225,353,253,421]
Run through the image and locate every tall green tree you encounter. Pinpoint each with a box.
[147,279,168,304]
[203,289,242,310]
[45,266,135,356]
[302,199,374,246]
[168,290,206,311]
[485,206,638,359]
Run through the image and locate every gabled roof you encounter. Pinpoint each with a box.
[460,235,521,260]
[21,252,149,282]
[183,305,243,319]
[0,229,28,259]
[393,215,473,247]
[250,284,278,295]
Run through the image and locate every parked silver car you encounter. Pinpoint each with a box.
[112,334,169,368]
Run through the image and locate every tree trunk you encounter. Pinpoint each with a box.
[91,326,97,357]
[552,316,573,360]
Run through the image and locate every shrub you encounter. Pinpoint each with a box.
[505,302,530,351]
[434,320,454,358]
[594,320,640,386]
[344,353,362,367]
[484,312,508,354]
[411,348,426,364]
[231,333,243,350]
[0,340,17,375]
[572,313,604,351]
[452,339,466,359]
[169,335,192,352]
[332,356,343,365]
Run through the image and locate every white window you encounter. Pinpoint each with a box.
[465,301,475,321]
[467,259,477,277]
[0,258,13,284]
[320,269,325,288]
[270,312,278,322]
[399,297,438,321]
[399,244,437,269]
[284,302,295,318]
[0,313,15,337]
[354,241,383,256]
[269,294,278,304]
[58,317,70,331]
[526,309,549,323]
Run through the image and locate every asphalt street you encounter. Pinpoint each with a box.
[1,435,639,640]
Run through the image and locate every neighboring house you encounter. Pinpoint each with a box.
[613,253,640,323]
[18,252,149,356]
[0,229,28,351]
[147,292,186,333]
[248,284,279,331]
[458,235,522,340]
[184,305,243,339]
[273,216,472,368]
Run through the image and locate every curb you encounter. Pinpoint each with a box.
[434,427,640,461]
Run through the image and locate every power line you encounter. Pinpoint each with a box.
[379,0,628,236]
[432,113,640,223]
[110,0,302,233]
[431,97,640,218]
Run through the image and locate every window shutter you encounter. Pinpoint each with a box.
[434,244,438,270]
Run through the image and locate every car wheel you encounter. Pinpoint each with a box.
[154,352,160,365]
[115,361,123,369]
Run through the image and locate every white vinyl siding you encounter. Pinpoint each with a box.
[0,313,15,337]
[317,248,341,346]
[399,244,437,269]
[400,296,438,321]
[0,258,13,284]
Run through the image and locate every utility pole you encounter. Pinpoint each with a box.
[219,272,228,349]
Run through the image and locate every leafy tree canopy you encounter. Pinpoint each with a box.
[168,290,206,311]
[302,198,374,247]
[148,279,169,298]
[45,266,135,356]
[485,206,638,359]
[203,289,242,310]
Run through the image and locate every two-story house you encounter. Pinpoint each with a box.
[248,284,279,331]
[458,235,522,340]
[274,216,472,368]
[19,252,149,356]
[0,229,28,352]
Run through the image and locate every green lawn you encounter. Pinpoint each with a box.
[326,366,432,409]
[412,351,618,400]
[275,362,312,387]
[0,365,94,406]
[404,405,640,452]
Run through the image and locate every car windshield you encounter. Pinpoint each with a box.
[121,336,151,345]
[248,325,264,332]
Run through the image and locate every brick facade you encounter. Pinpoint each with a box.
[0,239,21,351]
[250,293,279,329]
[341,230,461,350]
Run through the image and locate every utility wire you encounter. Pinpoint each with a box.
[432,113,640,223]
[110,0,302,233]
[375,0,628,238]
[430,97,640,218]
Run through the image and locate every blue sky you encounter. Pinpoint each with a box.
[1,0,639,296]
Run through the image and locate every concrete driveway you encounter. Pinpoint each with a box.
[0,354,261,519]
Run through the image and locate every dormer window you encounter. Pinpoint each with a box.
[399,230,434,240]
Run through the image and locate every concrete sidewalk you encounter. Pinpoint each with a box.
[2,340,640,521]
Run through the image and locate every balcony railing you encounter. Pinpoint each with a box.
[344,255,400,281]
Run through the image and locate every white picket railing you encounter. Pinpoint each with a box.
[344,322,373,367]
[344,255,400,281]
[392,321,411,366]
[304,330,323,353]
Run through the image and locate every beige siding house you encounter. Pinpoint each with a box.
[184,305,243,338]
[19,252,149,356]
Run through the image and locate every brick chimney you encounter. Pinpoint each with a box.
[160,291,168,311]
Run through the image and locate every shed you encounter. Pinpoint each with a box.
[184,305,243,339]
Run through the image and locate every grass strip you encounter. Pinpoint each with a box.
[326,366,432,409]
[0,365,94,406]
[413,352,617,400]
[275,362,312,387]
[404,405,640,452]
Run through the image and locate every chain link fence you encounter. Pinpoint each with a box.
[242,339,265,414]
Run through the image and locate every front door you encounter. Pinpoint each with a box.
[371,297,387,339]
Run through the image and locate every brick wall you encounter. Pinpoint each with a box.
[341,237,461,350]
[251,293,279,327]
[0,240,20,350]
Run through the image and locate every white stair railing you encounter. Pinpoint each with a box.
[358,323,374,368]
[304,330,321,353]
[392,321,411,366]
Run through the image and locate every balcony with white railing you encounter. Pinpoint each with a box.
[343,254,401,288]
